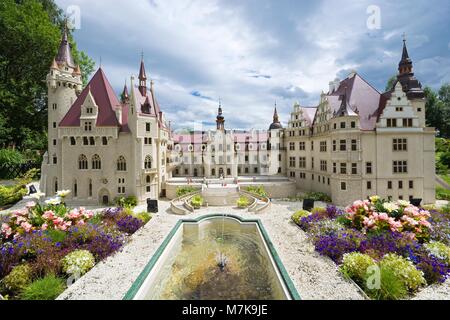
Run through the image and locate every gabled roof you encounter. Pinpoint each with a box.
[325,73,381,130]
[300,107,317,126]
[59,68,128,132]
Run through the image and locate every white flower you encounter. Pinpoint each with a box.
[45,197,61,205]
[383,202,399,213]
[397,200,410,207]
[30,192,45,200]
[56,190,71,197]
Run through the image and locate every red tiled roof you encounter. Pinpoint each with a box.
[59,68,129,132]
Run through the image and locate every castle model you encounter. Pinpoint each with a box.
[40,27,435,206]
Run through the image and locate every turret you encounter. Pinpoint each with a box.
[395,35,424,99]
[138,54,147,97]
[269,103,283,130]
[216,100,225,131]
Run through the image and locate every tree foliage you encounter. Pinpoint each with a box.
[0,0,94,150]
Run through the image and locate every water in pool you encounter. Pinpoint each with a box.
[145,217,286,300]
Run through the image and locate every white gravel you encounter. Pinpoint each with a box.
[57,200,364,300]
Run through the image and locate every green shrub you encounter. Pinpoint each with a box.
[190,195,204,209]
[379,253,426,292]
[311,207,327,215]
[236,196,250,208]
[114,196,138,209]
[365,264,408,300]
[0,184,27,207]
[45,229,67,243]
[133,211,152,224]
[424,241,450,264]
[61,250,96,276]
[176,186,197,197]
[88,213,103,225]
[291,210,310,224]
[436,187,450,201]
[20,275,66,300]
[246,186,267,197]
[0,149,25,165]
[340,253,376,286]
[304,192,332,202]
[1,264,32,294]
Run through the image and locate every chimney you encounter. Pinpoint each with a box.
[328,81,334,93]
[333,78,340,92]
[115,106,122,125]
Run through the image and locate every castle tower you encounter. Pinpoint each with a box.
[138,54,147,97]
[216,100,225,131]
[42,23,82,195]
[46,23,82,161]
[269,103,283,130]
[395,36,425,126]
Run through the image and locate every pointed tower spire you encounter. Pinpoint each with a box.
[55,19,75,68]
[269,101,282,130]
[138,51,147,97]
[216,98,225,130]
[398,33,412,75]
[121,80,129,103]
[395,35,424,99]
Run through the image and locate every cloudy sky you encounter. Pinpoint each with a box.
[55,0,450,131]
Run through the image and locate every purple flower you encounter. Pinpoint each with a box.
[116,215,143,235]
[313,230,362,264]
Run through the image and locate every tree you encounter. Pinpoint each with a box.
[424,87,443,133]
[385,75,397,92]
[0,0,94,150]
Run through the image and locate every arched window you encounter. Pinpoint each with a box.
[54,178,58,193]
[78,154,88,170]
[92,154,101,170]
[73,179,78,197]
[144,155,152,169]
[88,179,92,197]
[52,154,57,164]
[117,156,126,171]
[146,175,151,183]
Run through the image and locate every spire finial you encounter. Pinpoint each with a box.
[402,32,406,43]
[99,56,102,68]
[141,50,144,61]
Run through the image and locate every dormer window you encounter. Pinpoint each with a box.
[403,118,413,127]
[84,121,92,131]
[86,107,93,114]
[396,107,403,112]
[387,119,397,128]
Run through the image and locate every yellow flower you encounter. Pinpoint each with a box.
[369,195,380,203]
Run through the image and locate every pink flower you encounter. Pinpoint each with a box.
[67,210,81,220]
[15,216,26,225]
[419,220,431,228]
[42,211,55,220]
[53,217,64,225]
[77,220,85,226]
[378,212,389,221]
[83,211,93,219]
[21,222,33,233]
[12,209,27,218]
[1,223,12,237]
[41,223,48,231]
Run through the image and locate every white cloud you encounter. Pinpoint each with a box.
[55,0,450,130]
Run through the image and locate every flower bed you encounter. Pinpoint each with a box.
[0,192,151,300]
[292,198,450,300]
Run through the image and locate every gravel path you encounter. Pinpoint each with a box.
[58,200,364,300]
